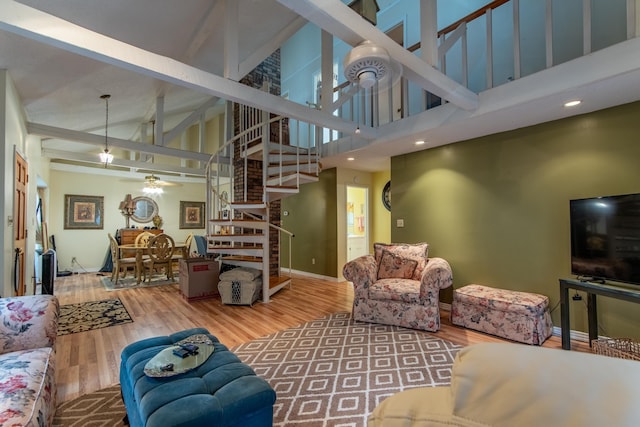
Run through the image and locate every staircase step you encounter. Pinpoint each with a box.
[210,234,266,244]
[209,219,268,230]
[266,153,316,163]
[269,275,292,296]
[242,141,315,160]
[228,201,267,216]
[219,255,263,269]
[208,245,263,257]
[267,143,312,155]
[266,171,319,187]
[267,163,320,175]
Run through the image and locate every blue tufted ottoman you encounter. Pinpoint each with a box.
[119,328,276,427]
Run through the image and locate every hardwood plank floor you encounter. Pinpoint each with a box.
[53,272,591,403]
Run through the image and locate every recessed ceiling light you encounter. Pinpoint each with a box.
[347,157,355,161]
[564,100,582,107]
[415,140,425,145]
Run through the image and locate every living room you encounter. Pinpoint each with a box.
[3,0,640,424]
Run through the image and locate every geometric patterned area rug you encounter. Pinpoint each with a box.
[53,312,461,426]
[232,312,462,426]
[52,385,126,427]
[100,274,177,291]
[58,298,133,336]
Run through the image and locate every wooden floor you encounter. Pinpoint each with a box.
[53,272,591,403]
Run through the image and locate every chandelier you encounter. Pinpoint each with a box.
[143,174,164,195]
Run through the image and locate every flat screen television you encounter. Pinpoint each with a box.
[570,193,640,285]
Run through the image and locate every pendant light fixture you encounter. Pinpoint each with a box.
[99,94,114,167]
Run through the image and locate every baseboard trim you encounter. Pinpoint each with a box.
[280,268,340,282]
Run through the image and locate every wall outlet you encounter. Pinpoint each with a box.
[311,258,316,265]
[396,219,405,228]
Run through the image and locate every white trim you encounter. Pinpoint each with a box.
[552,326,592,342]
[282,268,341,282]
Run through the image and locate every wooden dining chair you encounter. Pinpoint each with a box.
[134,231,155,246]
[143,233,175,282]
[171,233,193,272]
[108,233,137,286]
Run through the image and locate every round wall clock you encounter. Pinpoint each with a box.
[382,181,391,211]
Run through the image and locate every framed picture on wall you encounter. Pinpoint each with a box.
[64,194,104,229]
[180,201,205,229]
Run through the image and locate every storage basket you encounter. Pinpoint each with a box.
[591,338,640,361]
[218,278,261,306]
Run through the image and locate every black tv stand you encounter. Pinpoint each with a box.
[559,278,640,350]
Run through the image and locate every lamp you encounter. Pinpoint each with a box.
[119,194,137,227]
[99,94,114,167]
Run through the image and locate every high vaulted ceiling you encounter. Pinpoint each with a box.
[2,0,640,178]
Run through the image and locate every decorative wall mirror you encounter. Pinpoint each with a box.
[131,196,159,223]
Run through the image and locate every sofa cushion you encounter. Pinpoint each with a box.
[377,249,418,279]
[374,243,429,281]
[0,347,56,427]
[451,343,640,427]
[370,279,421,303]
[0,295,59,353]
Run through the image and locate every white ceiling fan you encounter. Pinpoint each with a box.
[120,173,181,194]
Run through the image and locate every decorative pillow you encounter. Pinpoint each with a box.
[374,243,429,280]
[377,249,418,280]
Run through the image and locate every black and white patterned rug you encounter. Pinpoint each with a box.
[232,312,462,426]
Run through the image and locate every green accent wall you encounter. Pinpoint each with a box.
[372,171,391,250]
[282,168,338,276]
[392,101,640,338]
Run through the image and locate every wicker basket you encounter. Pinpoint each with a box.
[591,338,640,361]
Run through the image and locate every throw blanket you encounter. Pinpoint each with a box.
[219,267,261,281]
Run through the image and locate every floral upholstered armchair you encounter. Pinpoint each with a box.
[343,243,453,332]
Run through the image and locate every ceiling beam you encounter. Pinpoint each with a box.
[275,0,479,111]
[29,122,211,162]
[42,148,208,176]
[164,97,220,144]
[0,0,376,139]
[223,0,240,80]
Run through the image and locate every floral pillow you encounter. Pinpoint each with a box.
[374,242,429,280]
[377,249,418,280]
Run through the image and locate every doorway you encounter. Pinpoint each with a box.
[346,186,369,261]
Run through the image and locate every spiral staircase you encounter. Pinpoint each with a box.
[205,105,320,303]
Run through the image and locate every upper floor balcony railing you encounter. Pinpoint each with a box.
[300,0,637,147]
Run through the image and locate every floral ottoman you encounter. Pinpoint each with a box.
[451,284,553,345]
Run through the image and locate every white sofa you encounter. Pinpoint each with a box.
[0,295,59,426]
[369,342,640,427]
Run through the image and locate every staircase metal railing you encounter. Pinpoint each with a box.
[204,95,321,301]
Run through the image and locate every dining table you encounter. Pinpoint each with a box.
[118,241,190,284]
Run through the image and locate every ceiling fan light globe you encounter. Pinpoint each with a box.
[358,70,377,89]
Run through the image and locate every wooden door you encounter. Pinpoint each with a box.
[14,152,28,296]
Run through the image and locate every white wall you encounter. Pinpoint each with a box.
[48,169,206,272]
[1,70,45,297]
